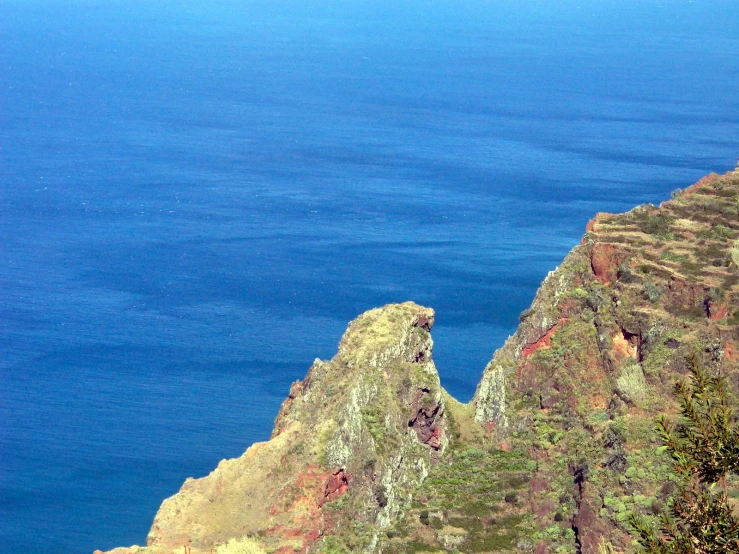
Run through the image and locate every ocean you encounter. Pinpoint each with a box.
[1,0,738,551]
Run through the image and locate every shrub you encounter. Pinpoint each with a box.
[629,359,739,553]
[710,224,734,240]
[644,281,662,303]
[519,308,535,322]
[636,212,674,238]
[504,493,518,504]
[616,361,649,402]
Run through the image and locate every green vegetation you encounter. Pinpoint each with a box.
[630,361,739,553]
[634,208,675,239]
[380,444,536,553]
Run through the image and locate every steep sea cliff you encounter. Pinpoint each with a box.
[103,168,739,554]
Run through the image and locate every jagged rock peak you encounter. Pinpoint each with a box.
[100,302,449,554]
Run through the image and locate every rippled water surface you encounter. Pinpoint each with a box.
[1,1,738,551]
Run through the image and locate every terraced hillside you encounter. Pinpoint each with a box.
[473,169,739,553]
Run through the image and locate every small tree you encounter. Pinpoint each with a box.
[630,359,739,553]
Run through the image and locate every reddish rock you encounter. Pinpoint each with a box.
[682,172,720,198]
[581,212,615,244]
[413,313,433,331]
[427,426,442,450]
[409,389,444,450]
[708,302,728,321]
[321,469,349,505]
[539,389,560,409]
[668,277,706,308]
[534,499,556,519]
[530,477,549,494]
[725,343,738,361]
[590,244,622,286]
[556,297,580,318]
[521,320,565,359]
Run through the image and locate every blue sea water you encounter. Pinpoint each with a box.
[1,0,738,551]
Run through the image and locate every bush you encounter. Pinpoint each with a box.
[636,212,674,238]
[519,308,535,322]
[629,360,739,553]
[504,493,518,504]
[616,361,649,402]
[644,281,662,303]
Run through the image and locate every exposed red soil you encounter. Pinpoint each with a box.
[682,172,720,198]
[581,212,616,244]
[708,303,728,321]
[521,320,566,359]
[590,243,623,286]
[725,343,738,361]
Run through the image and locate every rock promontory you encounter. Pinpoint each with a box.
[102,168,739,554]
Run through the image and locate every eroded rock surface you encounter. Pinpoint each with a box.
[104,302,448,554]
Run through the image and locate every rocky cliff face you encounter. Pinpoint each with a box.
[102,169,739,554]
[472,168,739,553]
[102,303,450,554]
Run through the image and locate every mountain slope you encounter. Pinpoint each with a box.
[101,168,739,554]
[470,168,739,553]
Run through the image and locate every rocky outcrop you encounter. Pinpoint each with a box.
[590,243,623,286]
[321,469,349,506]
[103,302,449,554]
[408,388,443,450]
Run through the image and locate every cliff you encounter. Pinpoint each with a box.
[101,168,739,554]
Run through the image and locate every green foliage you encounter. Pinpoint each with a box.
[731,240,739,267]
[643,280,663,303]
[635,210,675,238]
[629,359,739,553]
[616,361,649,403]
[385,446,534,552]
[708,224,735,241]
[660,251,688,263]
[317,536,351,554]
